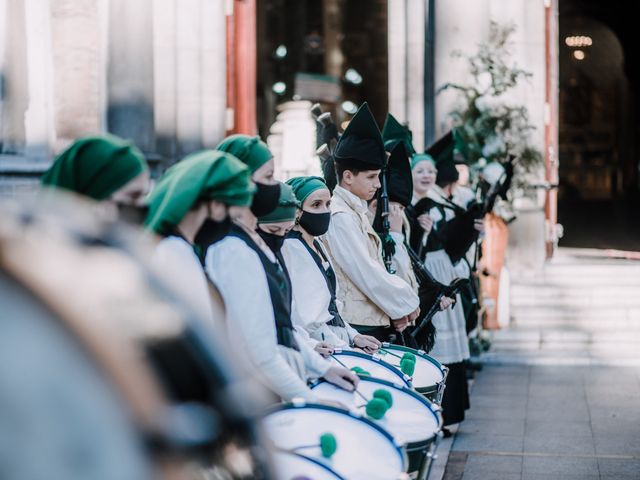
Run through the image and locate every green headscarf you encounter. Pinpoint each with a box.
[257,182,299,224]
[285,176,328,205]
[145,151,255,235]
[216,134,272,174]
[41,134,147,200]
[410,153,436,170]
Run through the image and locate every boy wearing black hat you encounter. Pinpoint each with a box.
[322,104,420,341]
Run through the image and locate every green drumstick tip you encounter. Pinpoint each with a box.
[319,433,337,458]
[402,352,417,363]
[372,389,393,409]
[365,398,389,420]
[350,366,371,376]
[400,357,416,377]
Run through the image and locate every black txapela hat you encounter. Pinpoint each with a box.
[333,102,386,171]
[381,113,416,156]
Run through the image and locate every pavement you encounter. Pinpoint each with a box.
[437,249,640,480]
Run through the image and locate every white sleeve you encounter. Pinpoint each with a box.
[326,213,419,319]
[390,231,413,283]
[294,330,331,378]
[281,240,334,336]
[206,238,316,402]
[345,322,360,343]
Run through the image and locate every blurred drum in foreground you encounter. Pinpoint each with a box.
[0,194,272,480]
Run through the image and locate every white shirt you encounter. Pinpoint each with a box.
[324,186,419,320]
[205,235,330,402]
[281,236,360,348]
[152,236,215,329]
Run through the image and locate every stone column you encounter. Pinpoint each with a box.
[387,0,425,151]
[49,0,103,150]
[107,0,155,152]
[200,0,226,149]
[24,0,56,160]
[153,0,177,159]
[0,0,30,155]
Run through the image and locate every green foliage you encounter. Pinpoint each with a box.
[439,22,543,192]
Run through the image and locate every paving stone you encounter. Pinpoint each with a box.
[523,433,595,455]
[470,393,526,409]
[466,404,527,421]
[463,453,522,474]
[524,420,593,437]
[460,418,526,437]
[526,404,591,422]
[598,457,640,477]
[521,475,599,480]
[594,433,640,456]
[452,433,524,453]
[462,472,521,480]
[522,456,599,476]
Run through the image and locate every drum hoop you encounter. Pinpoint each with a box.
[275,450,347,480]
[264,401,409,468]
[332,350,412,387]
[310,377,443,427]
[380,342,445,372]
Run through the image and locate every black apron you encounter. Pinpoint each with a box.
[229,226,299,351]
[288,231,346,328]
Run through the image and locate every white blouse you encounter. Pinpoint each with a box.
[281,237,359,348]
[205,236,330,402]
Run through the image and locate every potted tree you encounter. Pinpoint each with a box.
[439,22,543,330]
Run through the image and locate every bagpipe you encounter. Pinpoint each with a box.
[311,103,340,193]
[411,155,515,265]
[404,241,469,350]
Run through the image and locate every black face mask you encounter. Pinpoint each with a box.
[299,210,331,237]
[116,203,149,226]
[250,182,281,217]
[194,217,233,254]
[257,228,286,254]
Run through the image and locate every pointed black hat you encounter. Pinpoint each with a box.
[382,113,416,155]
[334,102,385,170]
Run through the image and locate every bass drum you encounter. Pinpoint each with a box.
[311,376,442,479]
[377,344,448,404]
[262,403,408,480]
[0,194,272,480]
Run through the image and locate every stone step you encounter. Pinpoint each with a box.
[492,329,640,342]
[512,276,640,288]
[511,304,640,323]
[510,285,640,298]
[511,298,640,309]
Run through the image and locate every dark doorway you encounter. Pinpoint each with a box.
[558,0,640,251]
[256,0,388,138]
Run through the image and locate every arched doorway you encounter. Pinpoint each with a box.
[558,2,640,251]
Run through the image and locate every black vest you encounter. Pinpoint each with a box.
[229,226,299,351]
[288,231,346,328]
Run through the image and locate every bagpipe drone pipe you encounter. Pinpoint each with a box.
[412,154,516,265]
[311,103,341,193]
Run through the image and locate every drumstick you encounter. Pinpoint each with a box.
[329,354,370,404]
[379,348,403,359]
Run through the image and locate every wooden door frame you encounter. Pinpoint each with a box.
[544,0,559,258]
[226,0,258,135]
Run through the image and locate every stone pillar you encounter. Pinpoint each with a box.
[24,0,56,160]
[49,0,104,150]
[200,0,227,149]
[387,0,425,151]
[0,0,29,155]
[175,0,203,155]
[153,0,177,159]
[434,0,490,136]
[107,0,155,152]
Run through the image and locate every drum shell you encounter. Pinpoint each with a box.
[379,343,447,404]
[310,376,442,477]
